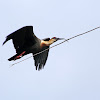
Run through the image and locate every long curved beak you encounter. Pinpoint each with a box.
[57,38,65,40]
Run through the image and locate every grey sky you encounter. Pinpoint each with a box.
[0,0,100,100]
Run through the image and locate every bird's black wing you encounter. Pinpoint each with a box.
[3,26,39,53]
[33,46,49,70]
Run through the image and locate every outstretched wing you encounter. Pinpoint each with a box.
[33,46,49,70]
[3,26,39,53]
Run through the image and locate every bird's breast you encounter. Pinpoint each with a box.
[40,40,49,48]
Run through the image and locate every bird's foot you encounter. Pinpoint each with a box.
[14,51,26,60]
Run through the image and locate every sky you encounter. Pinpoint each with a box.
[0,0,100,100]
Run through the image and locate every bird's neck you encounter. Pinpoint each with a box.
[41,39,55,47]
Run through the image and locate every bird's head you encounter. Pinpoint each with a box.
[42,37,65,46]
[51,37,65,42]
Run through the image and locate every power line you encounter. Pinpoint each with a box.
[11,26,100,66]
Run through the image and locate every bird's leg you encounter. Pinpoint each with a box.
[14,51,26,60]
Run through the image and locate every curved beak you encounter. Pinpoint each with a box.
[57,38,65,40]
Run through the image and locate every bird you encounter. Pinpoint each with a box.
[3,26,64,70]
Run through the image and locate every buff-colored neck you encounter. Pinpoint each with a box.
[41,39,55,47]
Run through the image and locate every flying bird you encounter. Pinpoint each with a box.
[3,26,64,70]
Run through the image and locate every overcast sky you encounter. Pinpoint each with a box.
[0,0,100,100]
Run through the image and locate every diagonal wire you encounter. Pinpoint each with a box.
[11,26,100,66]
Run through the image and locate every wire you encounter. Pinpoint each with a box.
[11,26,100,66]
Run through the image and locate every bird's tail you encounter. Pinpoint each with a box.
[3,33,13,45]
[8,54,19,61]
[8,51,26,61]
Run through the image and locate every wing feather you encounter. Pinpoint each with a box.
[33,46,49,70]
[3,26,39,53]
